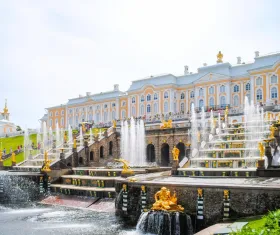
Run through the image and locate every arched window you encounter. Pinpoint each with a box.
[89,114,93,121]
[256,77,262,86]
[164,102,169,113]
[209,97,214,107]
[154,103,158,113]
[112,111,116,120]
[50,112,53,117]
[55,118,58,124]
[104,112,107,122]
[164,91,169,99]
[199,99,204,108]
[49,119,52,127]
[68,117,73,125]
[220,96,226,107]
[141,95,145,102]
[154,93,158,100]
[61,110,64,115]
[122,102,126,107]
[112,103,115,107]
[234,85,239,92]
[245,83,250,91]
[61,118,64,126]
[96,105,100,110]
[271,75,278,84]
[199,88,204,96]
[132,97,136,103]
[147,94,151,101]
[147,104,151,113]
[104,104,108,109]
[121,110,126,119]
[220,85,225,93]
[271,87,278,99]
[233,95,239,106]
[181,93,185,99]
[190,102,194,110]
[132,106,136,116]
[209,86,214,94]
[190,91,194,98]
[140,105,144,115]
[75,116,79,124]
[55,111,59,116]
[180,103,184,112]
[256,89,262,101]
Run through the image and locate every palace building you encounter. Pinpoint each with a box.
[0,100,17,136]
[41,51,280,130]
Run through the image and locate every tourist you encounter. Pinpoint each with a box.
[3,148,6,155]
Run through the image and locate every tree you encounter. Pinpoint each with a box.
[16,126,22,131]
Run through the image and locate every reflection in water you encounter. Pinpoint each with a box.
[0,204,140,235]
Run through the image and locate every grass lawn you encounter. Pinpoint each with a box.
[1,134,38,166]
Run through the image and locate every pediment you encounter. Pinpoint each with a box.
[193,73,230,84]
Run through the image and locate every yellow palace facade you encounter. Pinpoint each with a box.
[42,51,280,129]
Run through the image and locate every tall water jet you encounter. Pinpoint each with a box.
[79,126,83,147]
[89,128,93,143]
[68,125,73,144]
[190,104,199,159]
[23,129,30,161]
[42,122,48,152]
[48,127,53,150]
[55,123,60,147]
[201,108,206,141]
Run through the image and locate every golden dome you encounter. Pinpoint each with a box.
[3,99,8,114]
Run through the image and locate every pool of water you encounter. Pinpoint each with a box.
[0,203,140,235]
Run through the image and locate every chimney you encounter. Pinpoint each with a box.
[114,84,119,91]
[203,63,207,67]
[237,57,241,64]
[86,92,91,96]
[184,65,189,75]
[255,51,260,58]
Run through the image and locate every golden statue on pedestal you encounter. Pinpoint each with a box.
[82,123,86,133]
[73,138,77,148]
[113,120,117,128]
[225,106,229,119]
[160,119,172,129]
[172,146,180,161]
[114,158,134,176]
[258,142,265,160]
[217,51,223,63]
[151,187,184,212]
[11,152,16,163]
[269,125,277,139]
[64,131,67,144]
[42,151,51,172]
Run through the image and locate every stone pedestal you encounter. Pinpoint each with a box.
[72,148,78,167]
[265,146,273,168]
[171,160,179,176]
[12,161,16,167]
[257,159,265,169]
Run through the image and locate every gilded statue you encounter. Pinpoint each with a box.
[113,120,117,128]
[122,184,127,192]
[141,185,146,193]
[64,131,67,143]
[224,190,229,200]
[82,123,86,133]
[217,51,223,63]
[73,138,77,148]
[114,158,134,176]
[151,187,184,211]
[198,188,203,198]
[258,142,265,160]
[11,152,16,163]
[172,146,180,161]
[42,151,51,172]
[269,125,277,139]
[160,119,172,129]
[225,106,229,119]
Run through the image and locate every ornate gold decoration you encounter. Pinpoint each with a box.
[129,178,137,182]
[269,125,277,139]
[64,131,67,143]
[82,123,86,133]
[113,120,117,128]
[114,158,134,175]
[198,188,203,198]
[3,99,8,114]
[141,185,146,193]
[42,151,51,172]
[217,51,223,63]
[172,146,180,161]
[73,138,77,148]
[160,119,172,129]
[225,106,229,119]
[224,190,229,200]
[151,187,184,211]
[11,152,16,163]
[258,142,265,160]
[122,184,127,192]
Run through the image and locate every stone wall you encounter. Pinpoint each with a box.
[115,181,280,229]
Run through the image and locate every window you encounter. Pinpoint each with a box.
[75,116,79,124]
[61,118,64,126]
[164,91,169,99]
[147,104,151,113]
[132,106,136,116]
[141,95,145,102]
[49,119,52,126]
[121,110,126,119]
[82,108,85,112]
[164,102,169,113]
[174,92,176,99]
[61,110,64,115]
[181,93,185,99]
[82,115,85,122]
[220,96,226,107]
[89,114,93,121]
[96,113,100,123]
[233,85,239,92]
[174,102,177,112]
[122,102,126,107]
[89,106,92,111]
[220,85,225,93]
[233,95,239,106]
[271,75,277,84]
[112,103,116,107]
[154,93,158,100]
[104,112,107,122]
[147,94,151,101]
[112,111,116,120]
[209,97,214,107]
[55,111,59,116]
[271,87,278,99]
[245,83,250,91]
[209,86,214,95]
[190,102,194,110]
[140,105,144,115]
[256,77,262,86]
[96,106,100,110]
[69,117,73,125]
[55,118,58,124]
[104,104,108,108]
[180,103,184,112]
[199,88,204,96]
[256,89,262,101]
[76,108,79,112]
[131,97,136,103]
[50,112,53,117]
[190,91,194,98]
[199,99,204,108]
[154,103,158,113]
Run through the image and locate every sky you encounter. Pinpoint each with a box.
[0,0,280,129]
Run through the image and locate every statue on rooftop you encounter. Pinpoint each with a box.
[217,51,223,63]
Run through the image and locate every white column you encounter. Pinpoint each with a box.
[226,82,231,106]
[216,85,220,106]
[266,73,270,104]
[195,87,199,107]
[250,76,255,104]
[169,90,173,112]
[240,82,244,107]
[158,91,162,114]
[116,98,120,119]
[185,90,188,112]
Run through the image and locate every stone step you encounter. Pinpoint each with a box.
[61,175,117,187]
[51,184,115,198]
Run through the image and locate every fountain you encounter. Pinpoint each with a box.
[23,129,31,161]
[190,104,199,160]
[55,123,61,147]
[89,128,93,143]
[79,126,83,147]
[120,118,147,166]
[68,125,73,144]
